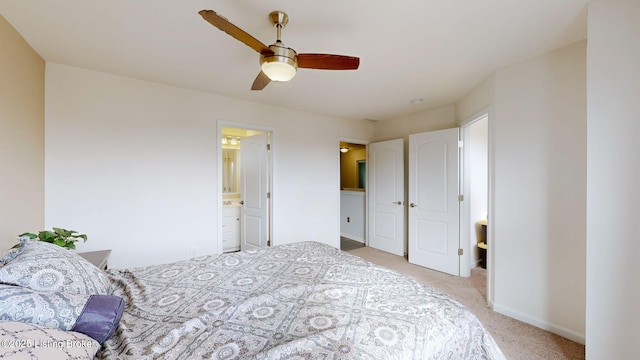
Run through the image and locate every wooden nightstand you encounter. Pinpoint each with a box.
[78,249,111,270]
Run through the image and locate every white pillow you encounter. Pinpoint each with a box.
[0,239,112,295]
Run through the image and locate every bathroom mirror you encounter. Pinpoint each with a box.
[222,148,240,193]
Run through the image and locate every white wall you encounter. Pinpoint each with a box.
[44,63,374,268]
[340,191,365,242]
[456,41,587,343]
[493,41,587,342]
[586,0,640,358]
[456,76,494,125]
[0,15,44,253]
[385,51,587,344]
[373,104,457,142]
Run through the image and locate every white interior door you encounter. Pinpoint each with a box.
[367,138,405,256]
[240,133,269,250]
[408,128,461,276]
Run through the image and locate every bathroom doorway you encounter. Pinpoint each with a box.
[339,139,368,250]
[218,123,273,254]
[461,111,489,284]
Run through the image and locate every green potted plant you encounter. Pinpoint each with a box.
[19,227,88,250]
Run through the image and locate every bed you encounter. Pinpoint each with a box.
[1,239,505,359]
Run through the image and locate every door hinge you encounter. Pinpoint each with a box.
[267,144,271,151]
[458,140,464,148]
[267,240,271,246]
[458,248,464,256]
[267,192,271,199]
[458,194,464,202]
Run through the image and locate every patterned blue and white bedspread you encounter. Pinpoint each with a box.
[97,241,505,359]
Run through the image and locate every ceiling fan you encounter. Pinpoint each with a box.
[199,9,360,90]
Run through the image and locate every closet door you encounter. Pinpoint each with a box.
[408,128,461,276]
[367,138,405,256]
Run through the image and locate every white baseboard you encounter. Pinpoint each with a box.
[492,303,585,345]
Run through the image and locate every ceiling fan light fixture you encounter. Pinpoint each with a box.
[261,43,298,82]
[261,59,297,81]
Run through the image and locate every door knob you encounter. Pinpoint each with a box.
[410,203,417,207]
[239,200,245,205]
[393,201,403,205]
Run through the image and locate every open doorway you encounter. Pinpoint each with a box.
[339,140,367,251]
[218,123,273,254]
[461,112,489,277]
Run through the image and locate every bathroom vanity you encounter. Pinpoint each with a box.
[222,203,240,252]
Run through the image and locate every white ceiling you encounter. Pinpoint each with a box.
[0,0,588,121]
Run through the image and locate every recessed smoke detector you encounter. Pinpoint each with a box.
[410,98,423,105]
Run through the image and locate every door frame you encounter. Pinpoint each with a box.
[459,108,494,306]
[217,120,275,254]
[337,137,369,246]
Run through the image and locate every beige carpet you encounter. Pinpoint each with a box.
[346,246,585,360]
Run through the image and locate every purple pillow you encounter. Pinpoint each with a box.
[73,294,124,344]
[0,284,90,330]
[0,285,124,344]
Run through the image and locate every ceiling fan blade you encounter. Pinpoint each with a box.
[199,10,273,55]
[297,54,360,70]
[251,71,271,90]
